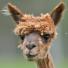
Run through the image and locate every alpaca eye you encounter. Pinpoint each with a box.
[43,33,50,42]
[19,35,25,40]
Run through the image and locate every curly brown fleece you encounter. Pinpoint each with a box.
[14,13,56,36]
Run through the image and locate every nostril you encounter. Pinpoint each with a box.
[26,44,36,50]
[32,44,36,48]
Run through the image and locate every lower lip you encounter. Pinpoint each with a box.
[26,54,37,58]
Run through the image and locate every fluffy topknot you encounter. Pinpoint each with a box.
[14,13,56,36]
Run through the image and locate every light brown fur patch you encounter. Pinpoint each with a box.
[14,13,56,36]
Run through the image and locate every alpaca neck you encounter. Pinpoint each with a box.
[37,53,54,68]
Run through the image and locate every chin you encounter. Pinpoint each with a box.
[26,55,46,61]
[25,55,38,61]
[27,58,35,61]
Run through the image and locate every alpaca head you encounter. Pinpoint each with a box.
[8,2,64,61]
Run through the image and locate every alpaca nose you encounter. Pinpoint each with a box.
[26,44,36,50]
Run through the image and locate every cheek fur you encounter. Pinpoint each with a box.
[36,42,50,59]
[37,48,49,59]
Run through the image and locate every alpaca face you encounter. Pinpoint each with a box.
[8,2,64,61]
[14,14,56,60]
[18,32,54,61]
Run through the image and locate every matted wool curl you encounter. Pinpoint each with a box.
[14,13,56,37]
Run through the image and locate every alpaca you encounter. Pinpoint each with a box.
[8,2,64,68]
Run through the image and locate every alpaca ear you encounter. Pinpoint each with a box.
[50,2,65,25]
[8,3,23,24]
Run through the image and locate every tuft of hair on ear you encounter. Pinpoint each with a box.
[8,3,23,24]
[50,2,65,25]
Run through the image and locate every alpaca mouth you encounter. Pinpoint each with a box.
[26,53,37,58]
[26,53,37,61]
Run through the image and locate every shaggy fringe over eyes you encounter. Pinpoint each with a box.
[14,13,56,38]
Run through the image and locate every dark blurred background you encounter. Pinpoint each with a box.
[0,0,68,68]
